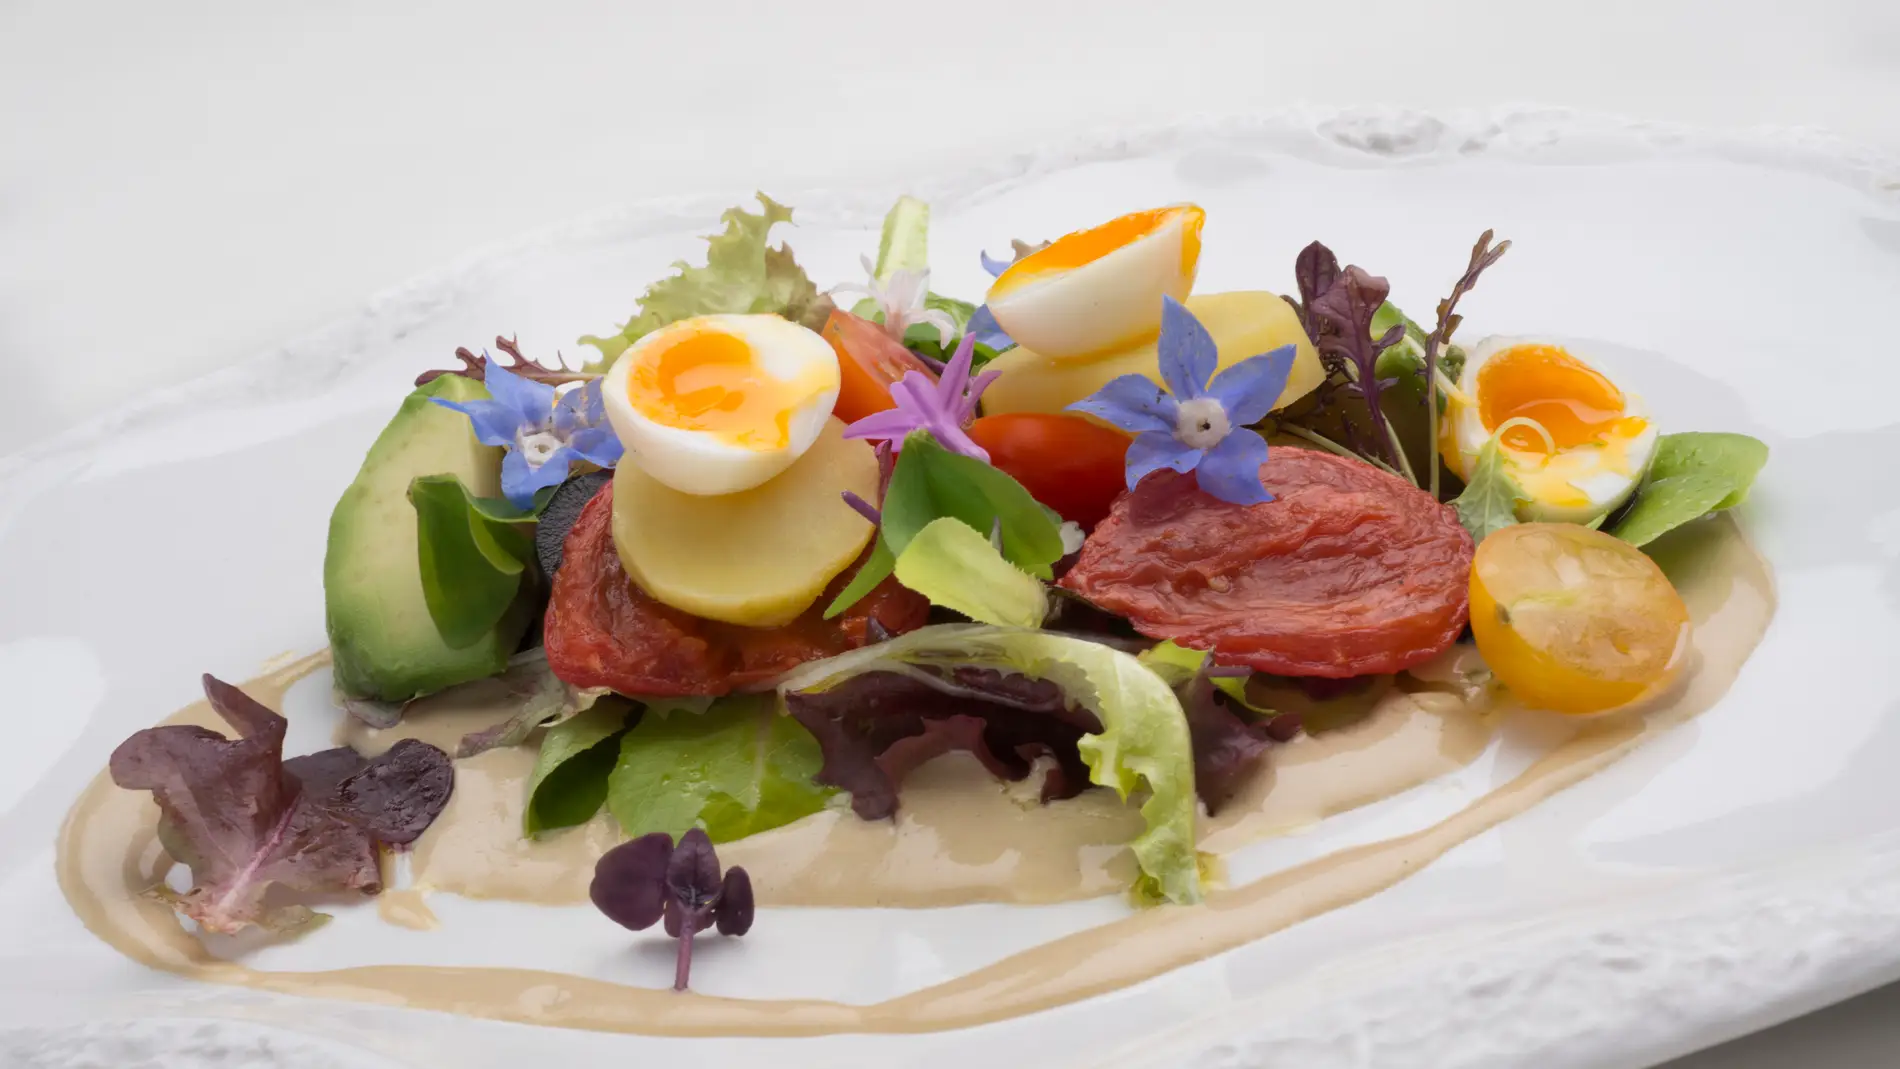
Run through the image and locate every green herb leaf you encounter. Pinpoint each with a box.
[872,195,931,281]
[1138,641,1261,711]
[524,700,631,836]
[881,432,1067,579]
[579,194,830,367]
[1611,432,1769,546]
[606,694,835,844]
[823,535,896,619]
[1451,436,1526,544]
[778,624,1202,905]
[892,517,1048,627]
[409,475,538,648]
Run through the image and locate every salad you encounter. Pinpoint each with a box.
[96,193,1770,991]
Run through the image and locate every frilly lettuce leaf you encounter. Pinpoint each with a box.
[778,624,1202,904]
[580,194,831,366]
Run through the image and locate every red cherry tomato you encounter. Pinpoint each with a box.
[966,413,1132,528]
[823,309,939,424]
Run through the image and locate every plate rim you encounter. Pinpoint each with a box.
[8,105,1900,1069]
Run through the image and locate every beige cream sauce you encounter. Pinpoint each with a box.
[57,516,1772,1037]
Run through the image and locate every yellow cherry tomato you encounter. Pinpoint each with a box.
[1469,523,1690,715]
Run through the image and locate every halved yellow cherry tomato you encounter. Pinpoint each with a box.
[1469,523,1690,715]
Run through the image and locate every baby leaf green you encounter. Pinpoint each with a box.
[880,432,1066,579]
[1451,437,1526,544]
[1612,432,1769,547]
[409,475,538,648]
[823,536,895,619]
[892,517,1048,627]
[524,701,631,836]
[606,695,835,844]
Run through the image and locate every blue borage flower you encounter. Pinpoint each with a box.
[431,361,623,508]
[969,248,1019,351]
[841,333,999,461]
[1068,296,1295,507]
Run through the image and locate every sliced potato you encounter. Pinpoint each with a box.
[612,417,878,628]
[980,290,1325,418]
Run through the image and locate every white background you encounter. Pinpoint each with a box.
[4,2,1898,1065]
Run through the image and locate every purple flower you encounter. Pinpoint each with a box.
[431,361,623,508]
[1067,296,1295,507]
[842,333,1000,461]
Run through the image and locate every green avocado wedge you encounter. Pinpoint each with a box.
[325,375,531,701]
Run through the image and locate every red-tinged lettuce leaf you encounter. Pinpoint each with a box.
[784,667,1098,820]
[334,739,454,846]
[777,624,1203,905]
[108,675,454,935]
[416,335,596,388]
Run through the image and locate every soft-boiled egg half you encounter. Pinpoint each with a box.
[1444,337,1659,524]
[603,314,841,496]
[985,205,1204,359]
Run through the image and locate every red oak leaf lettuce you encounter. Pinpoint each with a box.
[783,666,1098,820]
[776,624,1203,904]
[109,675,454,934]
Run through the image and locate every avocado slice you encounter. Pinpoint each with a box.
[325,375,531,701]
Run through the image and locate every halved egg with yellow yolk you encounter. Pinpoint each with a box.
[1444,337,1659,525]
[603,314,840,496]
[985,205,1204,360]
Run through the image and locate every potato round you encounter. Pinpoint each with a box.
[612,417,878,627]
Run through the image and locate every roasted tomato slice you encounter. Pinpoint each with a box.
[1060,448,1474,677]
[823,308,940,424]
[965,413,1132,529]
[544,483,928,696]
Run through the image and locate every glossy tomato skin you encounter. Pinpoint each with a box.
[1060,448,1473,677]
[544,483,928,696]
[965,413,1132,528]
[823,309,939,425]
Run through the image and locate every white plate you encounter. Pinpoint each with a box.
[3,111,1898,1069]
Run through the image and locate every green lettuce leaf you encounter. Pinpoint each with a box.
[777,624,1202,904]
[408,475,538,648]
[605,694,835,844]
[1451,436,1526,544]
[1612,432,1769,546]
[579,194,830,366]
[523,700,630,836]
[892,517,1049,628]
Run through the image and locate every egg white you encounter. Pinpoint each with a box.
[986,206,1202,360]
[1445,335,1659,525]
[603,314,840,497]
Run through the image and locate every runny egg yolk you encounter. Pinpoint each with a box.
[627,328,829,451]
[991,206,1204,297]
[1477,344,1640,452]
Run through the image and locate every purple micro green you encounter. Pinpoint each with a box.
[589,828,755,992]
